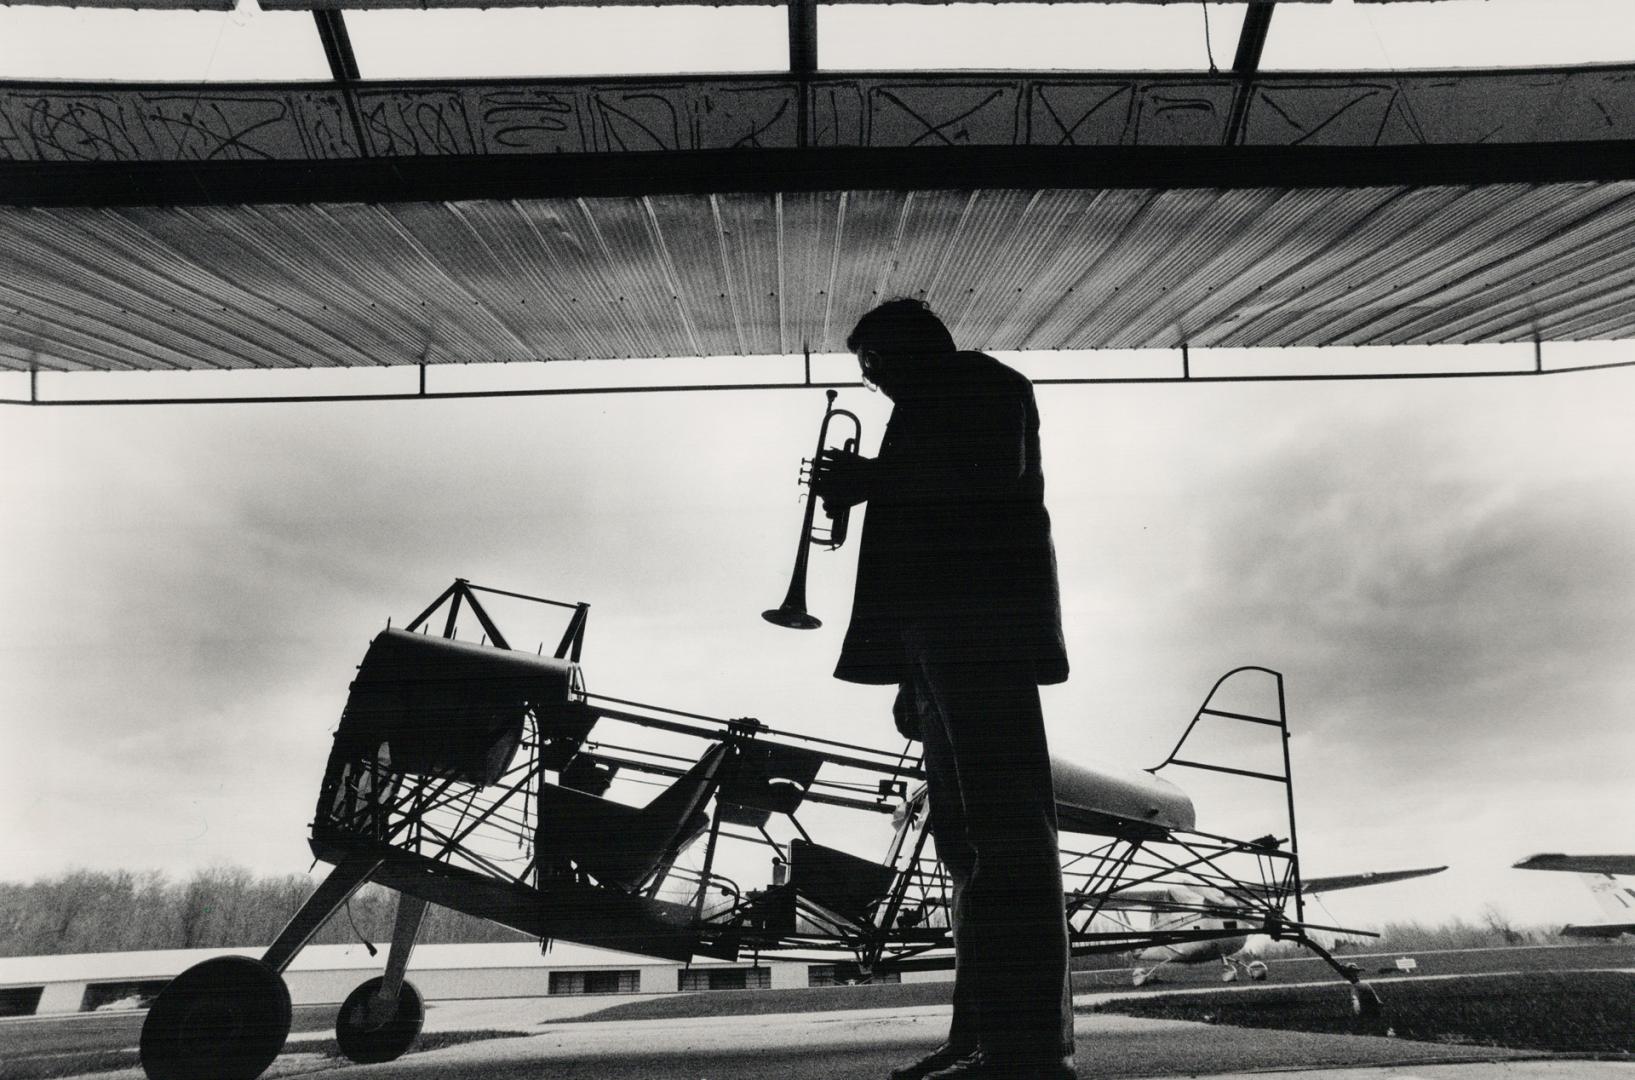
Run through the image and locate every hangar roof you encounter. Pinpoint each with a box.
[6,178,1635,374]
[5,62,1634,378]
[4,0,1635,389]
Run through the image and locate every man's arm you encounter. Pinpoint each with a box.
[811,381,1030,510]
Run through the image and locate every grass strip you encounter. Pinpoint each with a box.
[1096,970,1635,1054]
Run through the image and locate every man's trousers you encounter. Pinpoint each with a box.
[902,627,1075,1065]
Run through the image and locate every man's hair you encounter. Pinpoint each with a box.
[846,298,956,360]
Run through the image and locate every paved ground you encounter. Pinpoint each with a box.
[302,1005,1550,1079]
[6,1003,1558,1080]
[0,993,1574,1080]
[6,943,1635,1080]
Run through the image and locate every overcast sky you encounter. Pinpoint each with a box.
[4,0,1635,938]
[5,348,1634,931]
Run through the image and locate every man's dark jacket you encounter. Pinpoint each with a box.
[834,350,1069,686]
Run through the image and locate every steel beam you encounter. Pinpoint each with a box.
[8,140,1635,210]
[1224,1,1276,145]
[313,10,362,82]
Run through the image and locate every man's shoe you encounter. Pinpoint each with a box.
[925,1049,1078,1080]
[888,1042,979,1080]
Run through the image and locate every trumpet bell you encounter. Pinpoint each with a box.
[761,605,822,630]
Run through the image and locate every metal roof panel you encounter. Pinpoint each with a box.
[6,183,1635,375]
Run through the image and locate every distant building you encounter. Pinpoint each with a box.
[0,941,941,1017]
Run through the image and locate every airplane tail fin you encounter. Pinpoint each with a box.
[1579,872,1635,922]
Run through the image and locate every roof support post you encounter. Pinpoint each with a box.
[313,9,372,158]
[789,0,817,148]
[313,10,361,82]
[1224,1,1276,146]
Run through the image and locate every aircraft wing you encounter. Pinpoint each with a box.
[1071,888,1202,915]
[1562,922,1635,939]
[1516,864,1635,940]
[1298,866,1448,895]
[1513,853,1635,876]
[1077,866,1448,913]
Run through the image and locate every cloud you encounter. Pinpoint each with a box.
[4,373,1632,926]
[1189,411,1635,760]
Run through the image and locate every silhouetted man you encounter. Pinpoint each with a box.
[812,299,1075,1080]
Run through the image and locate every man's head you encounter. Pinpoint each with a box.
[846,298,955,398]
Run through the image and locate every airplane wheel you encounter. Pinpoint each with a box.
[336,976,424,1064]
[1131,969,1149,987]
[1247,961,1268,981]
[1221,967,1239,983]
[139,956,291,1080]
[1351,982,1383,1019]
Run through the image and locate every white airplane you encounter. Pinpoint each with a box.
[1513,854,1635,938]
[1118,866,1448,986]
[885,748,1446,990]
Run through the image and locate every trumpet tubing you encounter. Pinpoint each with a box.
[762,390,863,630]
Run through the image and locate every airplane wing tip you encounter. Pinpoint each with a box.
[1298,864,1450,895]
[1512,853,1635,874]
[1513,853,1563,870]
[1561,922,1635,939]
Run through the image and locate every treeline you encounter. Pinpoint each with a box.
[0,867,529,958]
[1258,908,1569,957]
[1366,913,1567,952]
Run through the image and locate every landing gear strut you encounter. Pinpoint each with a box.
[138,851,419,1080]
[1350,979,1383,1018]
[1300,936,1382,1018]
[335,891,429,1063]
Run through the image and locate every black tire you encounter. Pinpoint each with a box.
[335,976,424,1064]
[139,956,292,1080]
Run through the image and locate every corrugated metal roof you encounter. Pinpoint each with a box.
[5,181,1635,373]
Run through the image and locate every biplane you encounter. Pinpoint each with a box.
[140,577,1398,1080]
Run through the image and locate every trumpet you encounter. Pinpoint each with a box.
[762,389,863,630]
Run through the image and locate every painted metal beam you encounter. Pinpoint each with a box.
[7,65,1633,172]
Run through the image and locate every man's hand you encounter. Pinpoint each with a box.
[810,447,874,516]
